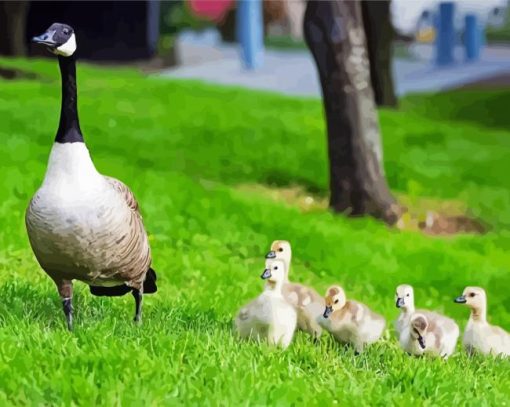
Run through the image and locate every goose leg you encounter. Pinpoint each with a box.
[132,289,143,323]
[54,278,74,331]
[63,298,73,331]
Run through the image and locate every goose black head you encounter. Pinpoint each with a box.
[32,23,77,57]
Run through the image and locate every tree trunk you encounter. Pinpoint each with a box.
[303,0,401,224]
[361,0,398,107]
[0,1,28,56]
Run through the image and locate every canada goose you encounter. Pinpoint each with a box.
[235,259,297,348]
[454,287,510,357]
[395,284,459,357]
[400,313,459,358]
[265,240,324,340]
[25,23,157,330]
[319,285,385,353]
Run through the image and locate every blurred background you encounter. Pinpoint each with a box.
[1,0,510,94]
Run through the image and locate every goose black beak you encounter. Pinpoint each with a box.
[261,268,271,279]
[265,250,276,259]
[32,30,58,47]
[396,297,405,308]
[323,305,333,319]
[417,334,426,350]
[454,295,467,304]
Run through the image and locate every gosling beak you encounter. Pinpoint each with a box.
[265,250,276,259]
[32,30,58,47]
[323,305,333,319]
[417,334,426,350]
[454,295,467,304]
[260,268,271,280]
[396,297,405,308]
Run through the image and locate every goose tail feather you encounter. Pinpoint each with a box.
[143,267,157,294]
[89,284,132,297]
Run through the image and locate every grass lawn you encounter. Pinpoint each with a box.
[0,58,509,405]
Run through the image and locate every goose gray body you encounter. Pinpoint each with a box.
[26,143,151,289]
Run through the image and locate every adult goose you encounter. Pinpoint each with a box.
[26,23,157,330]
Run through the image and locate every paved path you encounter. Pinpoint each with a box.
[160,31,510,97]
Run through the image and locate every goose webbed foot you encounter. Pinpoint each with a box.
[62,297,73,331]
[132,289,143,323]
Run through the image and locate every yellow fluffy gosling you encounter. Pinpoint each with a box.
[401,313,459,358]
[265,240,324,340]
[454,287,510,357]
[395,284,459,358]
[235,259,297,349]
[319,285,386,353]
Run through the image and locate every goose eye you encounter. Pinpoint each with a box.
[334,299,339,304]
[278,248,283,252]
[63,28,70,35]
[274,266,278,270]
[406,294,410,297]
[469,293,476,297]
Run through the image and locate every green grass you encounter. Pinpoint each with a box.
[0,58,509,405]
[265,35,308,51]
[486,15,510,45]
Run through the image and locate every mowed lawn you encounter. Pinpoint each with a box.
[0,58,509,405]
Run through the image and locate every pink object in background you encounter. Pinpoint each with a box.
[188,0,235,22]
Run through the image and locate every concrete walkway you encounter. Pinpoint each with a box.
[160,30,510,97]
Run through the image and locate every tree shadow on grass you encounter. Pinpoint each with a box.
[261,170,328,197]
[403,90,510,132]
[0,66,44,81]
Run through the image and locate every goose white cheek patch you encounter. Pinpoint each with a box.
[55,33,77,57]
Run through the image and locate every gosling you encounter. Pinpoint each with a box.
[454,286,510,357]
[395,284,459,358]
[235,259,297,349]
[319,285,385,353]
[265,240,324,340]
[400,313,459,358]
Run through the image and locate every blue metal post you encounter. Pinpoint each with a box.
[465,14,481,62]
[237,0,264,70]
[435,2,455,66]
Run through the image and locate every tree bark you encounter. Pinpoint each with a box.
[304,0,400,224]
[0,1,28,56]
[361,0,398,107]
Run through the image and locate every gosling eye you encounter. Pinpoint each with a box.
[334,299,339,304]
[278,248,283,252]
[469,293,476,297]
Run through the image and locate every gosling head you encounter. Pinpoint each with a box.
[32,23,77,57]
[395,284,414,311]
[410,313,428,350]
[323,285,346,318]
[265,240,291,262]
[454,286,486,310]
[260,259,286,288]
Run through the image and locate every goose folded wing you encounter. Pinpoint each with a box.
[104,176,141,214]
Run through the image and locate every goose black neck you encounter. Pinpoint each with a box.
[56,55,83,143]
